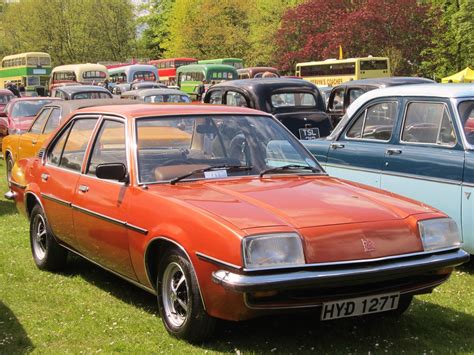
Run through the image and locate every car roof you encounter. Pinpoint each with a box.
[210,78,317,90]
[42,99,139,116]
[130,88,189,96]
[57,85,111,94]
[336,76,435,88]
[347,83,474,117]
[0,89,14,95]
[74,103,269,118]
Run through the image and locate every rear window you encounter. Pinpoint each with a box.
[11,100,54,119]
[72,92,112,100]
[82,71,107,79]
[271,93,316,108]
[0,94,13,104]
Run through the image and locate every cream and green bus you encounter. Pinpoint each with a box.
[49,63,109,91]
[295,57,390,87]
[0,52,52,92]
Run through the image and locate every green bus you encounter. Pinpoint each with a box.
[0,52,52,92]
[197,58,243,69]
[177,64,238,100]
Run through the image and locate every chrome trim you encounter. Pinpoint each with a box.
[4,190,16,200]
[241,246,462,272]
[212,249,469,293]
[71,204,148,235]
[59,243,156,295]
[9,180,26,189]
[325,162,462,186]
[144,236,207,311]
[462,182,474,188]
[41,193,71,207]
[195,252,242,271]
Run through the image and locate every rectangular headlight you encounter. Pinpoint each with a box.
[418,218,461,252]
[243,233,305,270]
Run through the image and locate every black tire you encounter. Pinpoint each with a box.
[157,248,215,342]
[6,154,13,187]
[385,295,413,317]
[29,204,68,271]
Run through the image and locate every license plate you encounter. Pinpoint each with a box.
[299,127,320,140]
[321,292,400,321]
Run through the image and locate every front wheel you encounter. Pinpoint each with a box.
[157,249,215,342]
[30,204,68,271]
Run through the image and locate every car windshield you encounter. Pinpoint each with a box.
[72,92,111,100]
[459,100,474,146]
[271,92,317,108]
[136,115,322,183]
[11,100,53,120]
[144,95,191,103]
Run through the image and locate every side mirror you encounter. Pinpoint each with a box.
[96,163,129,183]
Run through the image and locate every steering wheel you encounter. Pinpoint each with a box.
[228,134,248,163]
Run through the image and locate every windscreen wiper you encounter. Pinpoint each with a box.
[170,165,253,185]
[259,164,320,177]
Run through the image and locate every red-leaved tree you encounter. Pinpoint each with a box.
[276,0,435,75]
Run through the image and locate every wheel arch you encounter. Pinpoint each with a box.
[25,191,44,219]
[144,236,207,310]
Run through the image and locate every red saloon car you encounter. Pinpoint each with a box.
[6,104,469,342]
[0,97,61,143]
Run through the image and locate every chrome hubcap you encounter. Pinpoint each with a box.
[162,262,189,327]
[32,214,47,260]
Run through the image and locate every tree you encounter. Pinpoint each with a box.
[0,0,136,65]
[163,0,251,60]
[276,0,435,75]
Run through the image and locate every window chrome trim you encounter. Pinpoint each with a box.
[400,100,458,148]
[195,252,242,271]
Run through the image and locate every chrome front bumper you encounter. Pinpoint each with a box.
[4,190,16,201]
[212,249,469,293]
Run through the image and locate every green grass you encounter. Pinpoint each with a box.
[0,158,473,354]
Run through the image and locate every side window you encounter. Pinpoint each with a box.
[208,90,222,104]
[346,102,397,141]
[87,120,126,176]
[348,88,365,104]
[29,109,50,134]
[330,88,345,111]
[402,102,456,146]
[43,108,61,134]
[226,91,248,107]
[57,118,98,172]
[48,124,72,166]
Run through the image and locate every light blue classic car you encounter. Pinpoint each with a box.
[303,84,474,253]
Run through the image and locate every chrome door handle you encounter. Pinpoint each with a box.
[41,173,49,181]
[386,148,402,155]
[330,142,345,150]
[78,185,89,193]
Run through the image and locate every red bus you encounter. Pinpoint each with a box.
[148,58,197,85]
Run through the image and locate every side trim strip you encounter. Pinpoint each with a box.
[325,163,462,186]
[71,204,148,235]
[41,193,71,207]
[196,252,242,271]
[60,243,156,295]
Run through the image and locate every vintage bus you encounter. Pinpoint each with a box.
[237,67,280,79]
[108,64,159,84]
[176,64,238,100]
[197,58,243,69]
[0,52,52,93]
[295,57,391,87]
[149,58,197,85]
[49,63,109,91]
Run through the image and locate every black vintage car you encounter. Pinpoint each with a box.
[326,77,435,126]
[203,78,332,139]
[51,85,113,100]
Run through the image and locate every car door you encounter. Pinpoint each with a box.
[17,108,51,161]
[39,116,99,248]
[325,99,400,188]
[381,99,464,231]
[71,117,135,279]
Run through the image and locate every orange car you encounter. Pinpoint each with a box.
[6,104,469,342]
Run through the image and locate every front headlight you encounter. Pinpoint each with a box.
[243,233,305,270]
[418,218,461,252]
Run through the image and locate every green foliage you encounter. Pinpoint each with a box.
[0,0,136,65]
[420,0,474,79]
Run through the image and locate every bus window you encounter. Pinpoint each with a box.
[133,71,157,81]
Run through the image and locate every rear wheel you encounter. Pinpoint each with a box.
[157,248,215,342]
[30,204,68,271]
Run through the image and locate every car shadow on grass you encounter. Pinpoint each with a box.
[0,198,18,216]
[0,301,34,353]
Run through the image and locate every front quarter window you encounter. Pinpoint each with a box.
[459,100,474,146]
